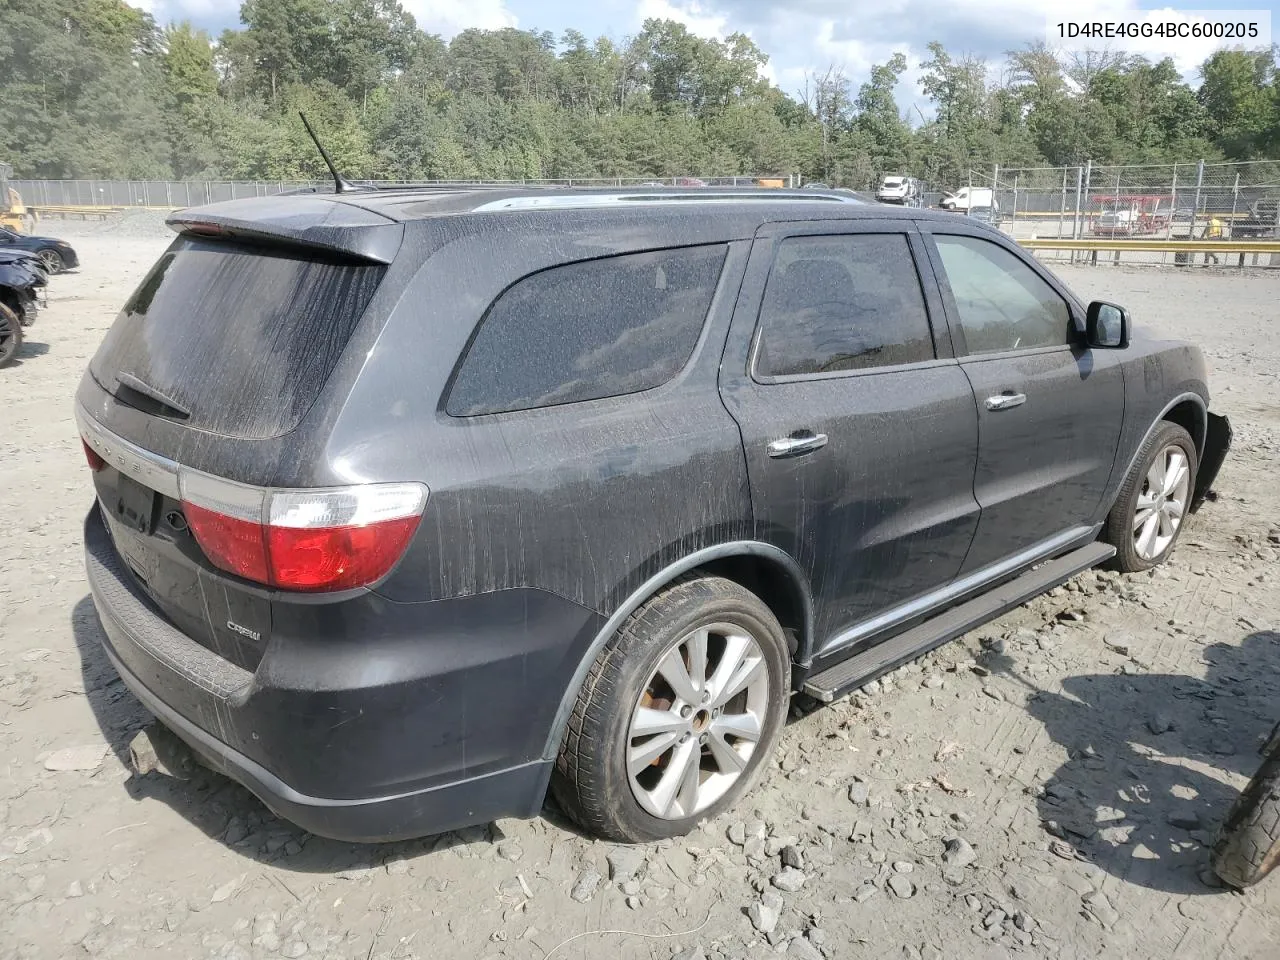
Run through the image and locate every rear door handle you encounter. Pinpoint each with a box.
[768,432,829,458]
[985,392,1027,411]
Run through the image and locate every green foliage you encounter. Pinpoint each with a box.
[1199,48,1279,158]
[1,0,1277,187]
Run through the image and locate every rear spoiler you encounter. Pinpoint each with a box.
[166,195,404,265]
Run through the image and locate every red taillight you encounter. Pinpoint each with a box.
[267,516,422,591]
[183,501,271,583]
[179,478,427,593]
[82,438,106,472]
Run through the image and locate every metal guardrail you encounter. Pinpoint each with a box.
[1019,236,1280,268]
[1020,238,1280,253]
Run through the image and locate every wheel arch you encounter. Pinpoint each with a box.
[1110,391,1207,512]
[539,541,814,761]
[1162,396,1207,457]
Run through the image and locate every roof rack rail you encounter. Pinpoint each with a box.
[471,191,862,211]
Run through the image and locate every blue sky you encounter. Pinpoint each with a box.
[138,0,1279,113]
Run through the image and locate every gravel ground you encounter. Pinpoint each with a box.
[2,223,1279,960]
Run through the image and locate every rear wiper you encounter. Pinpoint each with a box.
[114,373,191,420]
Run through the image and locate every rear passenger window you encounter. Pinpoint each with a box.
[754,234,934,378]
[447,245,726,416]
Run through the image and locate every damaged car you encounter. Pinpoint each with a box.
[0,225,80,273]
[77,186,1230,843]
[0,247,46,367]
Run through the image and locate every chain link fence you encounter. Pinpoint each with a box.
[10,175,802,210]
[971,159,1280,267]
[14,165,1280,267]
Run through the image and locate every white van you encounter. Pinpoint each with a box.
[940,187,996,212]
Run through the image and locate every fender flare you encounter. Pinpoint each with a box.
[539,540,814,761]
[1109,391,1207,508]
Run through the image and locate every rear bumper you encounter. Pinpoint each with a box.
[84,506,601,841]
[103,642,554,842]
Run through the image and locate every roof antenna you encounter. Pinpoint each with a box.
[298,112,356,194]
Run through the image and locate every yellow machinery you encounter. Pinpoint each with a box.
[756,178,786,188]
[0,163,34,233]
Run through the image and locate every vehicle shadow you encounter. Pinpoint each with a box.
[998,629,1279,895]
[69,594,574,873]
[10,339,50,362]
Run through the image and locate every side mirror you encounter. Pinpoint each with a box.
[1086,301,1129,349]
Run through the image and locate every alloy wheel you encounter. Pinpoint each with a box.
[626,622,769,820]
[1133,443,1191,560]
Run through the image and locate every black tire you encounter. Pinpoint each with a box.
[1211,753,1280,889]
[1103,420,1198,573]
[0,302,22,368]
[552,575,790,843]
[37,248,65,274]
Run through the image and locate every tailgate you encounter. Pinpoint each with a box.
[79,411,273,671]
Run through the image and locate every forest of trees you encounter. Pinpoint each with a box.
[1,0,1278,188]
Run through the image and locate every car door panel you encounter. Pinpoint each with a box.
[959,348,1125,570]
[921,225,1125,573]
[718,220,980,649]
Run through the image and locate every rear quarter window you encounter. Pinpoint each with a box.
[446,245,727,417]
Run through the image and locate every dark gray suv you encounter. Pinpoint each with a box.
[77,187,1231,843]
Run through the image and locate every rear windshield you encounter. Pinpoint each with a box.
[90,237,385,439]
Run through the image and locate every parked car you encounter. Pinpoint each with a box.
[966,205,997,225]
[674,177,706,187]
[876,175,919,205]
[1096,208,1138,234]
[1233,199,1280,239]
[0,248,46,366]
[0,225,79,273]
[78,187,1230,844]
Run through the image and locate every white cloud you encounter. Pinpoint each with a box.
[137,0,517,37]
[637,0,1240,109]
[635,0,729,38]
[134,0,238,23]
[401,0,517,36]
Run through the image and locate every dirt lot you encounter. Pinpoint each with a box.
[2,216,1278,960]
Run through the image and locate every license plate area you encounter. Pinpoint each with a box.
[113,472,158,536]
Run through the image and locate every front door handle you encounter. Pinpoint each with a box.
[768,432,829,458]
[985,392,1027,411]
